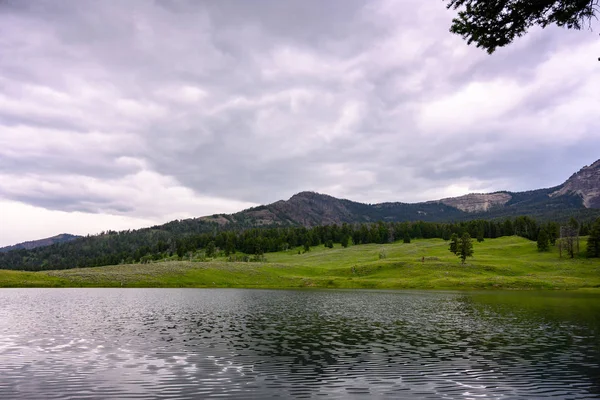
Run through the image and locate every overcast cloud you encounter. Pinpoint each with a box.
[1,0,599,246]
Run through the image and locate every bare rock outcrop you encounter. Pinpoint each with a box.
[550,159,600,208]
[439,192,512,213]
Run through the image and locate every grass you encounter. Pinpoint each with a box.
[1,236,599,290]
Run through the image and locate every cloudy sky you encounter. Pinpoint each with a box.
[1,0,599,246]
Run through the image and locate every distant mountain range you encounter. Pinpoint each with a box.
[3,159,600,252]
[201,159,600,227]
[0,234,81,253]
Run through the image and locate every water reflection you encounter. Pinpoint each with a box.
[0,289,598,399]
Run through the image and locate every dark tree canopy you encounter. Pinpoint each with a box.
[537,229,550,252]
[0,216,592,271]
[445,0,598,53]
[587,218,600,257]
[449,233,459,254]
[458,233,474,264]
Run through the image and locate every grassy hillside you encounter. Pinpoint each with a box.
[1,236,598,289]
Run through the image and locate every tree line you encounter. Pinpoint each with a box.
[1,216,599,271]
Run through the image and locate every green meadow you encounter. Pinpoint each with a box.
[1,236,599,290]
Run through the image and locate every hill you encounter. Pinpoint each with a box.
[201,159,600,227]
[0,234,81,253]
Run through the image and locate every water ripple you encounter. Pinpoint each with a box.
[0,289,599,399]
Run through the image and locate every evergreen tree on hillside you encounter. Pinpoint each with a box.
[477,228,485,243]
[537,229,550,252]
[587,219,600,258]
[403,232,411,244]
[441,227,451,241]
[449,233,459,255]
[457,233,474,264]
[205,241,216,258]
[341,235,349,248]
[225,236,235,256]
[545,222,560,245]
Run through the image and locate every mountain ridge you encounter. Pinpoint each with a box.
[2,159,600,250]
[549,159,600,208]
[198,159,600,228]
[0,234,81,253]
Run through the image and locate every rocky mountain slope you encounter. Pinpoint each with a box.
[438,193,512,212]
[199,191,465,227]
[199,159,600,227]
[549,159,600,208]
[0,234,81,253]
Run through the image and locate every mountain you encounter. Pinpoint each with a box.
[438,192,512,213]
[1,159,599,271]
[0,233,81,253]
[197,159,600,228]
[204,191,465,226]
[549,159,600,208]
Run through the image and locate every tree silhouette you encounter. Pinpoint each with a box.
[445,0,599,53]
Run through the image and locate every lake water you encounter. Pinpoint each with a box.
[0,289,599,399]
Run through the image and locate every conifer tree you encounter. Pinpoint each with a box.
[458,233,474,264]
[587,219,600,258]
[477,228,485,243]
[303,241,310,252]
[341,235,349,248]
[449,233,459,254]
[205,241,216,258]
[537,229,550,252]
[445,0,598,53]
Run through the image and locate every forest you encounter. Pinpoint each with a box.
[1,216,599,271]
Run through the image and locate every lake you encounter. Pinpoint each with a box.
[0,289,599,399]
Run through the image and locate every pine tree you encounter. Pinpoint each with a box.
[458,233,474,264]
[449,233,459,254]
[476,228,484,243]
[445,0,597,53]
[587,219,600,258]
[537,229,550,252]
[403,232,411,244]
[205,241,216,258]
[341,235,349,248]
[224,237,235,256]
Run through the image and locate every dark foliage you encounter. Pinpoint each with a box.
[0,215,566,271]
[537,229,550,252]
[449,233,459,254]
[458,233,474,264]
[586,218,600,257]
[445,0,598,53]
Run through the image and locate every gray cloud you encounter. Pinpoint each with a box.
[1,0,599,220]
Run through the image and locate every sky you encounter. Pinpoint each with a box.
[1,0,599,247]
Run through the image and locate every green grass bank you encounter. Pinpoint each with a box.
[1,236,599,290]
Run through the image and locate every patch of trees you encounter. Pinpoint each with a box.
[0,216,598,271]
[557,218,581,258]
